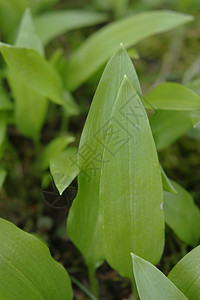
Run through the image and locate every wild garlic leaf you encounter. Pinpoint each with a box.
[163,181,200,246]
[40,136,75,170]
[8,70,48,141]
[150,110,193,151]
[146,82,200,110]
[168,246,200,300]
[16,8,44,55]
[99,76,164,278]
[0,43,63,105]
[131,253,188,300]
[50,148,78,195]
[6,9,48,140]
[0,218,73,300]
[35,10,108,45]
[67,45,142,268]
[64,11,193,90]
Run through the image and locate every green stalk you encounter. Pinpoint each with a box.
[71,276,98,300]
[88,264,99,297]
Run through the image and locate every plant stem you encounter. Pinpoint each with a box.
[88,265,99,297]
[71,276,98,300]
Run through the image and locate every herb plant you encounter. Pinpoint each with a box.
[0,1,200,299]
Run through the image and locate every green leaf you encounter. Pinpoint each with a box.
[150,110,193,150]
[163,181,200,246]
[6,9,48,140]
[168,246,200,299]
[99,76,164,278]
[67,45,142,268]
[0,90,13,111]
[40,136,75,170]
[63,91,80,117]
[0,167,7,190]
[146,82,200,110]
[16,8,44,55]
[50,148,78,195]
[8,71,48,140]
[0,0,29,39]
[0,43,63,105]
[161,167,177,194]
[35,10,108,45]
[0,218,73,300]
[64,11,193,90]
[131,253,188,300]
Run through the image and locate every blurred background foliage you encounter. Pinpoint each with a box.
[0,0,200,299]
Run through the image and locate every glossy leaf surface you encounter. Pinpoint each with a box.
[169,246,200,299]
[67,45,142,268]
[50,148,78,195]
[132,253,188,300]
[99,77,164,278]
[0,218,73,300]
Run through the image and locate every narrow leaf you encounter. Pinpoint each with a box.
[146,82,200,110]
[64,11,193,90]
[131,253,188,300]
[40,136,75,170]
[35,10,108,45]
[16,8,44,55]
[163,181,200,246]
[0,218,73,300]
[67,45,142,268]
[168,246,200,299]
[7,9,48,140]
[50,148,78,195]
[99,76,164,278]
[0,43,63,104]
[150,110,193,150]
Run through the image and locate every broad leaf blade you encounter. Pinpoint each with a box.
[163,181,200,246]
[131,253,188,300]
[64,11,193,90]
[0,43,63,105]
[146,82,200,110]
[0,218,73,300]
[35,10,108,45]
[168,246,200,299]
[67,45,142,268]
[50,148,78,195]
[99,76,164,278]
